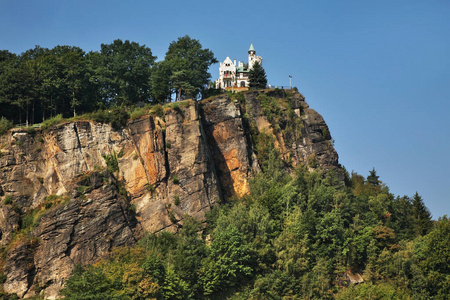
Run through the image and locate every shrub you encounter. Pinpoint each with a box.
[26,126,36,135]
[172,102,181,111]
[117,148,124,158]
[132,152,139,160]
[173,195,180,206]
[172,175,179,184]
[130,107,148,120]
[168,210,177,224]
[128,204,136,213]
[89,108,130,130]
[145,183,155,192]
[102,151,119,173]
[4,195,12,205]
[0,117,13,136]
[151,104,164,118]
[108,108,130,130]
[0,272,6,284]
[307,153,318,168]
[42,114,63,130]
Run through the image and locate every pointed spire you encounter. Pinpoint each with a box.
[249,43,255,52]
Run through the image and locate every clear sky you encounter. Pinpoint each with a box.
[1,0,449,219]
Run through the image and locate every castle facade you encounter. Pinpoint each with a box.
[215,44,262,90]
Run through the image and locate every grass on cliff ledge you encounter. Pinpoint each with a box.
[32,101,187,132]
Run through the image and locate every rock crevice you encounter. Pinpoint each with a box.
[0,90,343,298]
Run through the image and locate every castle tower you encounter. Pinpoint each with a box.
[248,43,262,70]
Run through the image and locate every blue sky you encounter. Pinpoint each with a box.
[1,0,449,218]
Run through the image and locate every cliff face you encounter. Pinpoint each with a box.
[0,90,342,298]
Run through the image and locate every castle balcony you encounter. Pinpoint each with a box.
[223,74,233,79]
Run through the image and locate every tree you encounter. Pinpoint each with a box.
[53,46,88,117]
[411,192,432,236]
[150,60,172,103]
[164,35,217,100]
[96,39,156,106]
[248,61,267,89]
[366,168,380,186]
[420,216,450,298]
[201,225,253,295]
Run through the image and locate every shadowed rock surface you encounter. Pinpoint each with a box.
[0,90,343,298]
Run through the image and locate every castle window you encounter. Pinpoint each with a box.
[240,81,246,87]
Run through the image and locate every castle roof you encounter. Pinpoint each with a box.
[249,43,255,52]
[236,66,249,73]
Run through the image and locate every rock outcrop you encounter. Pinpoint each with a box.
[0,90,343,298]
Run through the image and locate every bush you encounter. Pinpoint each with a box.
[0,117,13,136]
[145,183,155,192]
[151,104,164,118]
[3,195,12,205]
[89,108,130,130]
[102,151,119,173]
[173,195,180,206]
[42,114,63,130]
[130,107,148,120]
[108,108,130,130]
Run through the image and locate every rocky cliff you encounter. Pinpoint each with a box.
[0,90,342,298]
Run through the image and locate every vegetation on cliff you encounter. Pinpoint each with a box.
[61,149,447,299]
[248,61,268,90]
[1,37,447,299]
[0,36,216,126]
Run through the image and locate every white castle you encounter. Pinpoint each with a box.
[215,44,262,90]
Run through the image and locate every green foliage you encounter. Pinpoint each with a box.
[164,35,217,100]
[0,117,13,136]
[129,106,148,120]
[59,157,440,299]
[102,151,119,174]
[0,37,216,127]
[16,194,69,238]
[3,195,12,205]
[248,61,267,89]
[144,182,155,192]
[336,282,410,300]
[96,39,156,107]
[202,225,254,295]
[41,114,63,130]
[173,195,180,206]
[172,175,179,184]
[89,108,130,130]
[411,192,433,236]
[150,104,164,118]
[419,216,450,298]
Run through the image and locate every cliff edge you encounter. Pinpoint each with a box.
[0,90,343,298]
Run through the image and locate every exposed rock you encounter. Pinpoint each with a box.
[0,90,344,298]
[201,95,258,198]
[345,270,364,284]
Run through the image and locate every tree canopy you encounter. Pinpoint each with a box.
[0,36,217,125]
[248,60,267,89]
[61,148,445,299]
[164,35,217,101]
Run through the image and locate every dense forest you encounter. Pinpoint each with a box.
[58,148,448,299]
[0,38,448,299]
[0,36,217,126]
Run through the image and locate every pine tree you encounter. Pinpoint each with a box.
[249,61,267,89]
[411,192,433,236]
[366,168,380,186]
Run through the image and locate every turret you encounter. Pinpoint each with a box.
[248,43,255,55]
[248,43,261,70]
